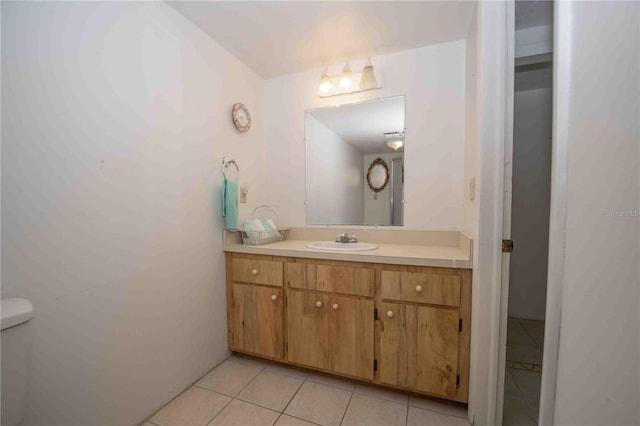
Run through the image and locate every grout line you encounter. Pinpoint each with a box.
[405,398,410,426]
[203,391,235,426]
[280,378,306,415]
[338,390,355,425]
[273,413,283,426]
[284,413,323,426]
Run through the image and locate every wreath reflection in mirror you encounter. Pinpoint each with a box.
[366,157,389,193]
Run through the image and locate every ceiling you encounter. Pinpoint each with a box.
[515,0,553,30]
[167,1,476,79]
[308,96,404,154]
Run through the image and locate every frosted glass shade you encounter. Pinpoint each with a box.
[318,73,333,96]
[360,65,378,89]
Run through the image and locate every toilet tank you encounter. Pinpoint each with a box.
[1,298,34,426]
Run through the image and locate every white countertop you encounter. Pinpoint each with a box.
[224,239,472,269]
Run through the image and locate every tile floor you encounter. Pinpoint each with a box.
[503,317,544,426]
[144,354,470,426]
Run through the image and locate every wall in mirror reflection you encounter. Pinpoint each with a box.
[305,96,404,226]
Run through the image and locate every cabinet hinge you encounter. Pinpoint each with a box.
[459,318,462,332]
[374,359,378,371]
[374,308,378,320]
[456,375,460,389]
[502,239,514,253]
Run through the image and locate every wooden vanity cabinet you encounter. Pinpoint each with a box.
[225,253,471,403]
[226,254,285,360]
[287,289,374,380]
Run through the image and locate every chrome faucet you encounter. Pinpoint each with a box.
[335,233,358,243]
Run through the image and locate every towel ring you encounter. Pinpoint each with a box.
[222,157,239,179]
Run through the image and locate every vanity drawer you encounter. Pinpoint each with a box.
[381,271,460,307]
[232,258,283,286]
[286,262,374,297]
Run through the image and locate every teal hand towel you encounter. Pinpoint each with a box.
[222,178,238,230]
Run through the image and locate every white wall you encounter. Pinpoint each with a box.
[306,115,363,224]
[363,153,401,225]
[464,5,478,237]
[508,88,551,320]
[543,1,640,424]
[1,2,266,424]
[264,41,466,230]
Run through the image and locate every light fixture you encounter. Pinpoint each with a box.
[339,61,353,89]
[318,68,333,96]
[385,131,405,151]
[360,57,378,90]
[317,59,381,97]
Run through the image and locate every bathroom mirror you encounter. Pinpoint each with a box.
[305,96,404,226]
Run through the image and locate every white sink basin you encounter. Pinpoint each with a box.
[305,241,378,252]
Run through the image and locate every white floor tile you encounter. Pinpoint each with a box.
[208,399,280,426]
[502,393,536,426]
[407,406,470,426]
[307,373,356,392]
[227,353,270,369]
[196,360,262,397]
[506,344,543,365]
[507,318,537,346]
[274,414,318,426]
[265,363,310,380]
[504,368,521,396]
[149,386,230,426]
[408,395,467,418]
[237,371,303,412]
[284,381,351,426]
[509,369,541,399]
[354,384,409,405]
[342,393,407,426]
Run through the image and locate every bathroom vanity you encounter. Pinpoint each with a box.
[224,229,472,403]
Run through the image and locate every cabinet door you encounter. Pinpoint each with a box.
[328,295,374,380]
[287,290,331,371]
[230,283,284,359]
[379,302,459,398]
[288,290,374,380]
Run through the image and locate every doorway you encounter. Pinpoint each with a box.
[502,2,553,424]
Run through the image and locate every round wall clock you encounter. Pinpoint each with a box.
[232,103,251,133]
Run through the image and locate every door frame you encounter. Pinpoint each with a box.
[494,0,516,424]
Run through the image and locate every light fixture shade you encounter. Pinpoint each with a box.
[339,62,353,89]
[386,140,403,151]
[318,69,333,96]
[385,131,404,151]
[360,57,378,90]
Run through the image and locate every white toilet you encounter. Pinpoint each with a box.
[1,298,34,426]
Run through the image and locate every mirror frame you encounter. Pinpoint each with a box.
[366,157,390,193]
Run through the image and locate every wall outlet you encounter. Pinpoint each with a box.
[240,186,248,203]
[373,194,378,200]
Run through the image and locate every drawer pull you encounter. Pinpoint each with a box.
[387,310,394,318]
[332,303,339,310]
[271,294,277,301]
[251,269,258,276]
[315,301,323,308]
[415,285,423,293]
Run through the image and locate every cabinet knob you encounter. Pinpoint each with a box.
[387,310,394,318]
[315,301,322,308]
[271,294,277,301]
[251,269,258,276]
[415,285,423,293]
[332,303,339,310]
